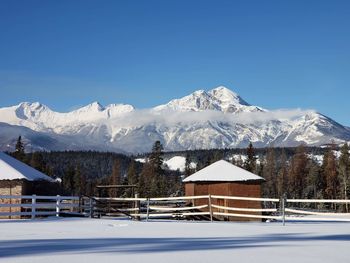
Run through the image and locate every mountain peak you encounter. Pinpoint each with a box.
[209,86,250,106]
[210,85,234,93]
[154,86,261,113]
[76,101,104,112]
[1,86,350,152]
[18,101,48,110]
[191,89,207,96]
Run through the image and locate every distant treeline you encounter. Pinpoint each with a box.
[8,136,350,204]
[168,143,349,203]
[10,136,182,197]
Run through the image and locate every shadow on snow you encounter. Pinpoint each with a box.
[0,233,350,258]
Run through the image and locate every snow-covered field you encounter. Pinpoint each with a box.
[1,218,350,263]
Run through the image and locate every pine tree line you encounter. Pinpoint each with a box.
[9,136,350,203]
[257,144,350,208]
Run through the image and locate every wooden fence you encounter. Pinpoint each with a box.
[1,194,350,224]
[90,195,350,223]
[0,195,84,219]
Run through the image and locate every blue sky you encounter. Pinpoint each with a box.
[0,0,349,125]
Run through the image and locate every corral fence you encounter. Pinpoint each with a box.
[0,195,85,219]
[1,194,350,224]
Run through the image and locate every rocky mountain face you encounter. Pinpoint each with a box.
[0,86,349,153]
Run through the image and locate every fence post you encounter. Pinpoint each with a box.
[134,194,140,221]
[89,197,93,218]
[31,194,36,219]
[208,194,213,222]
[78,197,81,214]
[281,194,286,226]
[146,198,150,222]
[56,195,60,217]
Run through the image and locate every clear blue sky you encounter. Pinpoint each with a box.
[0,0,349,125]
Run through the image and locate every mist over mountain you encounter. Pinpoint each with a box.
[1,86,349,153]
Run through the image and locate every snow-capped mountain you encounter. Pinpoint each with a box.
[0,86,349,153]
[153,86,264,113]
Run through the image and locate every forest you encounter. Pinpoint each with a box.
[9,136,350,202]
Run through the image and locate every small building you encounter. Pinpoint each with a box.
[0,152,58,218]
[183,160,265,221]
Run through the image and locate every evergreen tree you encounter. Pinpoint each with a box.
[184,154,194,177]
[287,145,309,198]
[30,152,45,172]
[73,166,86,196]
[323,146,339,201]
[45,165,54,177]
[63,166,76,195]
[126,160,138,197]
[277,150,288,197]
[127,160,138,185]
[148,141,166,196]
[305,160,322,199]
[13,136,25,161]
[149,141,164,174]
[212,150,223,163]
[73,167,81,196]
[339,144,350,209]
[139,161,153,197]
[262,147,277,197]
[204,155,213,167]
[109,159,121,197]
[244,142,257,173]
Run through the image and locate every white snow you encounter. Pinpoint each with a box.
[164,156,186,171]
[229,154,248,162]
[183,160,264,182]
[0,152,54,181]
[135,158,146,163]
[153,86,264,113]
[309,154,324,164]
[309,150,349,165]
[0,217,349,263]
[135,156,196,172]
[0,86,349,153]
[164,156,196,172]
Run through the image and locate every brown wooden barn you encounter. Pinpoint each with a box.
[183,160,265,221]
[0,152,59,218]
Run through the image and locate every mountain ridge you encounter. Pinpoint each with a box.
[0,86,349,153]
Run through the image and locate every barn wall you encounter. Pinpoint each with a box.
[185,181,262,222]
[225,182,262,222]
[185,183,194,197]
[0,180,25,219]
[0,180,60,219]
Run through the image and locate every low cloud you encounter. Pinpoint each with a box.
[105,108,316,127]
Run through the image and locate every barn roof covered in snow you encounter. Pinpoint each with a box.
[0,152,54,182]
[183,160,264,183]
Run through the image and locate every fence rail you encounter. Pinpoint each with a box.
[1,194,350,224]
[0,195,83,219]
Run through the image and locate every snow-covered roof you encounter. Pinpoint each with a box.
[0,152,54,182]
[183,160,264,183]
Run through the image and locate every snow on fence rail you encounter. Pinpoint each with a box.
[286,198,350,204]
[134,195,211,220]
[282,198,350,223]
[0,195,81,219]
[2,194,350,223]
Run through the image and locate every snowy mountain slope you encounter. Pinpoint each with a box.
[0,101,134,133]
[153,86,264,113]
[0,122,126,153]
[0,86,349,153]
